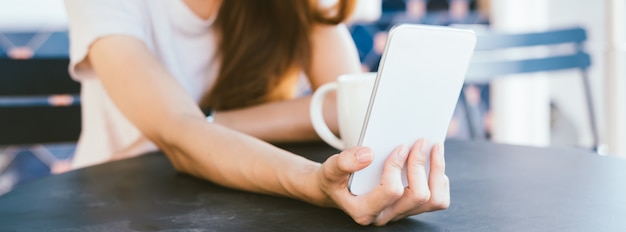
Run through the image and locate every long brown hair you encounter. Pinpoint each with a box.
[200,0,356,110]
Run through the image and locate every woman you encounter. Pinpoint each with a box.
[64,0,449,226]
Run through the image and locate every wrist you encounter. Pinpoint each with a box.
[283,160,331,207]
[304,162,337,208]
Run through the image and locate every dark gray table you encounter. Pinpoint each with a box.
[1,140,626,231]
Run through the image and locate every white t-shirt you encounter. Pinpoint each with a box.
[65,0,220,169]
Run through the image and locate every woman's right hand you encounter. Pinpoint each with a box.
[314,139,450,226]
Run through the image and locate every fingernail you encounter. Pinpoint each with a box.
[396,145,408,161]
[356,148,373,163]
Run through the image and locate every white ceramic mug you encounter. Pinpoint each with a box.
[310,72,377,150]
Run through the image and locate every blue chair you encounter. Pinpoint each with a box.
[460,26,599,151]
[0,30,79,145]
[0,30,79,192]
[0,58,81,145]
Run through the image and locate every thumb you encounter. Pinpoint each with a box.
[322,147,374,181]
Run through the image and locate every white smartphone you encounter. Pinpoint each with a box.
[348,24,477,195]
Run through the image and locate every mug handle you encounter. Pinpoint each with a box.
[310,83,346,150]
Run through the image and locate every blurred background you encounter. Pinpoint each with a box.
[0,0,624,195]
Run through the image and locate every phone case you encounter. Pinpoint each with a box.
[348,24,476,195]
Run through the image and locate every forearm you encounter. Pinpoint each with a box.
[214,94,338,142]
[164,117,326,205]
[213,24,362,143]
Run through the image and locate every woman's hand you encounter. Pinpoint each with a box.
[316,139,449,226]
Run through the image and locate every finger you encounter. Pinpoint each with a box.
[322,147,373,182]
[424,143,450,211]
[389,143,450,221]
[376,145,409,198]
[358,145,408,218]
[373,139,431,225]
[407,139,430,191]
[322,147,379,226]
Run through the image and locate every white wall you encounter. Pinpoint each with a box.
[547,0,625,155]
[0,0,67,30]
[546,0,605,148]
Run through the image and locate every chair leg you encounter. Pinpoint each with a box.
[0,145,19,195]
[460,86,486,140]
[0,146,18,172]
[30,145,59,167]
[581,70,600,152]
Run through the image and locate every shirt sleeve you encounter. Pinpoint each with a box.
[64,0,147,81]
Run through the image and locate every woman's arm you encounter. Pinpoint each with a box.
[88,35,326,202]
[89,34,449,226]
[213,24,361,142]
